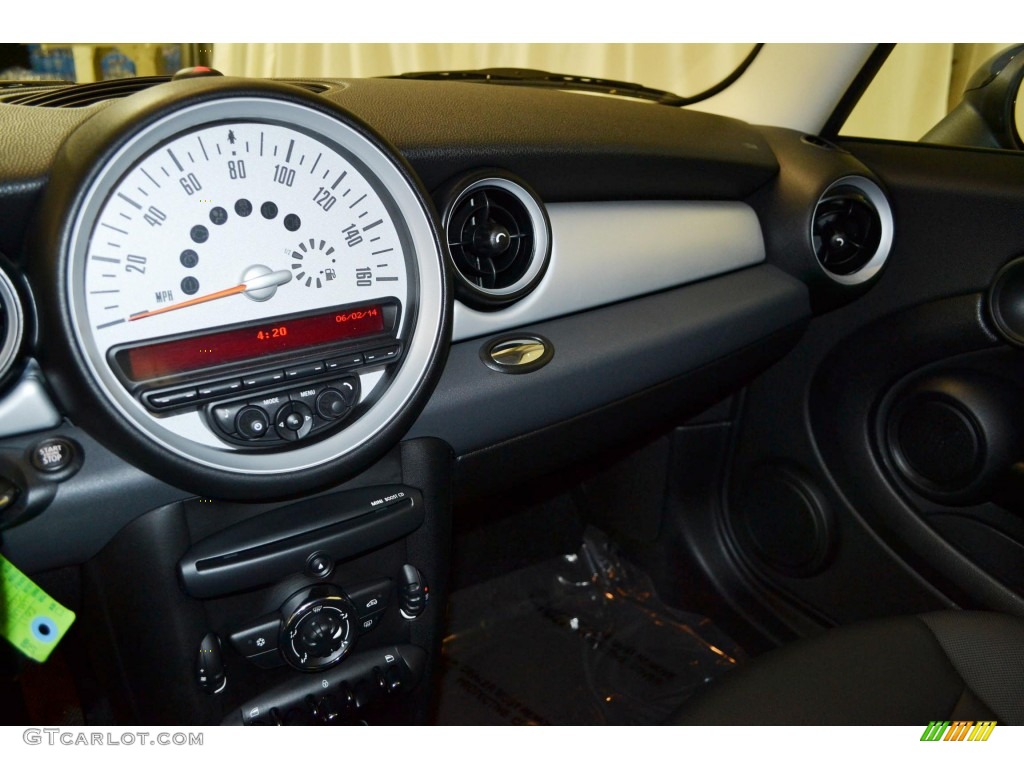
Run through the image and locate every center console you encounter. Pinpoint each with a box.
[79,438,452,726]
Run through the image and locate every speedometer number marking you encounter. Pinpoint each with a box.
[273,165,296,186]
[343,224,363,247]
[179,173,202,196]
[125,254,147,275]
[143,206,167,227]
[314,188,337,211]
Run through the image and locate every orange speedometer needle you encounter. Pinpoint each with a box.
[129,268,293,321]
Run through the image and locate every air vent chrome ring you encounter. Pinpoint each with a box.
[811,175,893,286]
[442,173,551,310]
[0,265,25,384]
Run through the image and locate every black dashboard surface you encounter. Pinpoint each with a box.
[0,75,836,568]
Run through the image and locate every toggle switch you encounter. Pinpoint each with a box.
[398,564,429,620]
[196,632,226,694]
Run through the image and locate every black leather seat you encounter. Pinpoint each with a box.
[669,611,1024,725]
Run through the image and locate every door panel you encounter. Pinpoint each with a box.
[720,141,1024,631]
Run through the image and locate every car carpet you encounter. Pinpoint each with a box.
[435,532,746,725]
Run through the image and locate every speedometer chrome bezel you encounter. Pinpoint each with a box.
[43,80,448,495]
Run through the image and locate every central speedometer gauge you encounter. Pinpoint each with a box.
[85,120,408,354]
[35,80,448,499]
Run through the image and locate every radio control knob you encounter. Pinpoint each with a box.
[316,388,351,420]
[235,406,270,440]
[274,402,313,441]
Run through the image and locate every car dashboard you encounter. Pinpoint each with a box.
[0,73,902,725]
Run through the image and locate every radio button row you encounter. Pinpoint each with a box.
[146,388,198,409]
[242,370,285,388]
[362,346,399,365]
[284,361,326,380]
[198,379,243,398]
[146,345,398,414]
[325,353,364,370]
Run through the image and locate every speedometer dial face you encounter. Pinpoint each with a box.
[62,93,445,479]
[82,120,408,350]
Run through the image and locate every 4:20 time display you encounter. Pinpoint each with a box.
[256,326,288,341]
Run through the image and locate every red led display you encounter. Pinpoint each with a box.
[120,305,386,381]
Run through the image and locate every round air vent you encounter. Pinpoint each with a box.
[442,174,551,310]
[0,264,25,385]
[810,176,893,285]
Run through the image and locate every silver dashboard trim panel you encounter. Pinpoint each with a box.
[0,361,62,438]
[452,200,765,341]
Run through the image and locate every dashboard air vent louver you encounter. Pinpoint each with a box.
[812,188,880,275]
[443,175,551,310]
[1,78,330,107]
[1,77,172,107]
[810,177,894,286]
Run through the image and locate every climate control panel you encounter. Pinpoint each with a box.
[280,586,356,671]
[228,577,399,672]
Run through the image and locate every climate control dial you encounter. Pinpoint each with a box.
[280,585,356,671]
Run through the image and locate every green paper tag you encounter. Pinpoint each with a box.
[0,554,75,663]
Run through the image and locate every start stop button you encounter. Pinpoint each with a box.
[29,437,78,476]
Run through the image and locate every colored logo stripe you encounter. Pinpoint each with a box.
[945,722,973,741]
[968,722,997,741]
[920,720,996,742]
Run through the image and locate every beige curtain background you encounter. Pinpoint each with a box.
[843,43,1011,141]
[211,43,754,100]
[213,43,1013,142]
